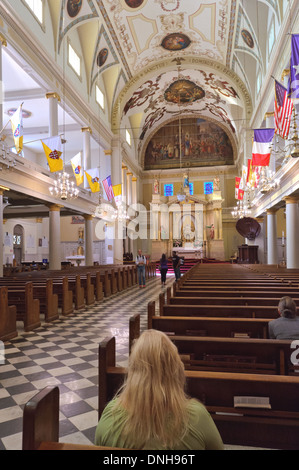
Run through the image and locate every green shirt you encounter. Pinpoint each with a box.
[95,398,224,450]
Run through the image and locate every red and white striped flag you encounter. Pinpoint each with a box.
[274,80,293,139]
[235,177,244,200]
[102,175,115,201]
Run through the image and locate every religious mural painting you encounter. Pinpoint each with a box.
[97,48,109,67]
[144,118,234,170]
[161,33,191,51]
[164,79,205,104]
[241,29,254,48]
[124,0,145,8]
[67,0,83,18]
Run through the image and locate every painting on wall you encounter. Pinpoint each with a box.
[124,0,145,8]
[241,29,254,48]
[67,0,83,18]
[144,118,234,170]
[164,79,205,104]
[97,48,109,67]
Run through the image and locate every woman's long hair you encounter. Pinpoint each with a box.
[278,296,297,319]
[114,329,189,449]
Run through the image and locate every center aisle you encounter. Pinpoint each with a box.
[0,272,174,450]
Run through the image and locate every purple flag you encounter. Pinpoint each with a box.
[287,34,299,99]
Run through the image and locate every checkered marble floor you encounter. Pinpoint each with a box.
[0,274,172,450]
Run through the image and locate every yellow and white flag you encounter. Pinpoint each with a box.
[85,168,100,193]
[113,183,122,206]
[71,152,84,186]
[10,105,23,154]
[42,136,63,173]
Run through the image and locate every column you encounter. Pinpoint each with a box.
[126,172,133,207]
[0,34,7,131]
[122,166,127,205]
[48,204,62,270]
[284,196,299,269]
[46,92,60,137]
[131,177,138,257]
[84,214,94,266]
[266,208,278,265]
[111,139,123,264]
[82,127,92,190]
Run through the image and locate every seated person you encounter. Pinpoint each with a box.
[268,296,299,339]
[95,329,224,450]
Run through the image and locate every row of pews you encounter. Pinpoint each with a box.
[0,262,156,342]
[22,262,299,450]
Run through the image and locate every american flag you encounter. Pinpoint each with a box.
[102,175,115,201]
[274,80,293,139]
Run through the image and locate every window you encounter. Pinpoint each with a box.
[68,42,81,77]
[204,182,213,194]
[256,69,262,96]
[96,85,105,109]
[268,18,275,57]
[164,184,173,196]
[23,0,43,23]
[126,129,131,146]
[189,182,194,196]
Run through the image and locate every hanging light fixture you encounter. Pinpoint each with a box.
[49,171,79,200]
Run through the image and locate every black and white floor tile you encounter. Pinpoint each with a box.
[0,274,171,450]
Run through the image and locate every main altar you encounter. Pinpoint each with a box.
[149,176,225,261]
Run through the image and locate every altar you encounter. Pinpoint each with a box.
[66,255,85,266]
[174,246,203,259]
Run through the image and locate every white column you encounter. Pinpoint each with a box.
[126,172,133,207]
[84,214,94,266]
[46,92,60,137]
[82,127,92,189]
[48,204,62,270]
[266,208,278,265]
[285,196,299,269]
[0,34,7,131]
[122,166,127,205]
[111,139,123,264]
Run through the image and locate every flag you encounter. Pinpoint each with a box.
[71,152,84,186]
[85,168,100,193]
[112,184,122,206]
[239,165,248,190]
[274,80,293,139]
[252,128,275,167]
[42,136,63,172]
[10,105,23,154]
[235,176,244,200]
[287,34,299,100]
[102,175,115,201]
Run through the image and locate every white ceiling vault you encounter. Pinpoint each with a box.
[0,0,296,174]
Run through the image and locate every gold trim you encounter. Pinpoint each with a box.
[104,149,112,155]
[81,126,92,134]
[45,92,61,102]
[284,196,299,204]
[0,33,7,47]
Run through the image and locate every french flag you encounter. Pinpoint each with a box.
[252,128,275,167]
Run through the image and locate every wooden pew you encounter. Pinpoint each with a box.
[0,286,17,341]
[98,336,299,450]
[147,301,270,339]
[22,386,123,451]
[6,282,40,332]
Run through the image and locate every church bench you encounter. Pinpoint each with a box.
[22,386,124,451]
[6,282,40,332]
[168,294,299,307]
[159,298,282,320]
[0,286,17,341]
[128,313,295,375]
[175,288,299,298]
[147,301,270,339]
[0,278,59,323]
[98,336,299,450]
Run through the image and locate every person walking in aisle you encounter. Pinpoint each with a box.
[136,249,146,288]
[159,253,168,286]
[172,251,181,281]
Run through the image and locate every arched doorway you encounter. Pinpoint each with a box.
[13,224,24,265]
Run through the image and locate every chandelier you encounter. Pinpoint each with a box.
[258,167,280,194]
[231,189,253,219]
[111,202,130,221]
[271,105,299,160]
[49,171,79,200]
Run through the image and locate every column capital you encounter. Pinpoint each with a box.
[266,208,278,214]
[47,203,63,211]
[127,172,133,176]
[132,177,137,182]
[284,196,299,204]
[0,34,7,47]
[83,214,94,221]
[104,149,112,155]
[81,126,92,134]
[45,92,61,102]
[282,69,290,80]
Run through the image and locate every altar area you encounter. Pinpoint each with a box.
[149,177,225,261]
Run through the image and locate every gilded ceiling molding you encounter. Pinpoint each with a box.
[0,33,7,47]
[111,56,252,134]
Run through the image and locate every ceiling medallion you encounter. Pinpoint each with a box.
[97,48,108,67]
[164,79,205,104]
[124,0,144,8]
[161,33,191,51]
[67,0,82,18]
[6,108,31,119]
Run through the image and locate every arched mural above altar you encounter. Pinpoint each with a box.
[144,117,234,170]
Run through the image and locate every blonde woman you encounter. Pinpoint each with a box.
[95,329,224,450]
